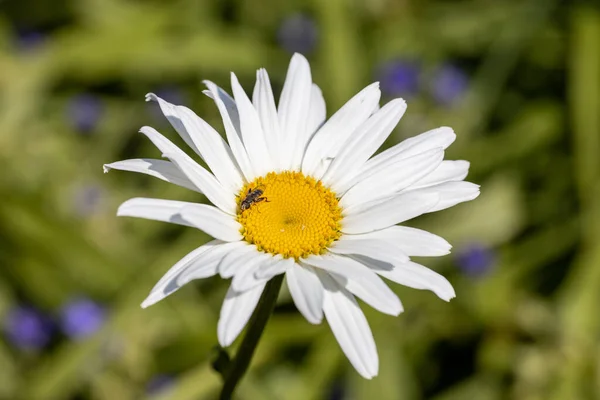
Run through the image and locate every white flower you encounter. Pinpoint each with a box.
[104,54,479,379]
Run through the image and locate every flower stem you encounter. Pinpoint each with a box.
[218,275,284,400]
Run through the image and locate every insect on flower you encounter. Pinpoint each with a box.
[240,186,269,212]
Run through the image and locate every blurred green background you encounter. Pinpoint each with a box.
[1,0,600,399]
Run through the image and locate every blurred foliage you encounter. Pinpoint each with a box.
[1,0,600,399]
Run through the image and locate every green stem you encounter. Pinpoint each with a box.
[218,275,284,400]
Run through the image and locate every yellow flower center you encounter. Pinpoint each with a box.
[237,171,342,260]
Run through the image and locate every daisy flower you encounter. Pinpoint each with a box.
[104,54,479,379]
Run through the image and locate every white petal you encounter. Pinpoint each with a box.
[408,181,480,212]
[103,159,199,192]
[306,84,326,137]
[145,93,243,192]
[409,160,470,189]
[139,126,237,214]
[162,153,237,216]
[218,283,266,346]
[141,240,230,308]
[389,226,452,257]
[340,148,444,207]
[174,242,244,289]
[352,127,456,191]
[255,256,294,280]
[219,243,258,278]
[342,191,440,234]
[392,126,457,156]
[145,93,201,156]
[278,53,313,170]
[304,254,402,316]
[328,238,409,265]
[341,226,451,257]
[286,264,324,324]
[354,255,455,301]
[203,81,254,181]
[203,84,240,130]
[302,83,381,178]
[178,205,242,242]
[230,72,274,175]
[231,252,273,292]
[117,198,195,227]
[252,68,282,171]
[323,99,407,192]
[319,271,378,379]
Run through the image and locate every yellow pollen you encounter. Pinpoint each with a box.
[237,171,342,260]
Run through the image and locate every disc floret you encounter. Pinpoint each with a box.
[237,171,342,260]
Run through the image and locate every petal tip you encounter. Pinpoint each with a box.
[138,125,156,136]
[441,285,457,302]
[203,80,218,92]
[256,68,268,78]
[116,198,140,217]
[140,296,155,309]
[217,327,234,347]
[444,293,457,302]
[358,365,379,379]
[389,297,404,316]
[291,52,309,64]
[439,126,457,141]
[306,315,323,325]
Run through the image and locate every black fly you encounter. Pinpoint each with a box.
[240,187,269,211]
